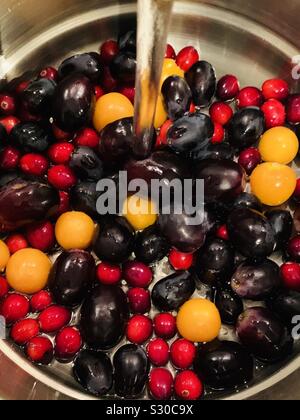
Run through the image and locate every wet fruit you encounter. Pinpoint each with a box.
[228,107,265,149]
[30,290,52,313]
[73,350,113,397]
[174,371,203,401]
[134,225,169,264]
[49,250,95,307]
[48,164,77,190]
[152,271,196,312]
[161,76,192,120]
[20,153,49,177]
[6,248,51,294]
[11,319,40,346]
[195,340,254,390]
[209,101,233,126]
[267,290,300,324]
[93,93,134,132]
[0,293,29,325]
[114,345,149,398]
[26,221,55,252]
[185,61,216,107]
[281,262,300,291]
[149,368,174,400]
[153,313,177,339]
[0,240,10,271]
[238,147,261,175]
[123,195,158,231]
[23,78,56,115]
[236,307,293,363]
[176,46,199,72]
[48,142,74,164]
[170,339,196,370]
[55,326,82,361]
[70,181,99,218]
[110,51,136,84]
[0,276,9,298]
[123,261,153,288]
[26,336,54,365]
[286,94,300,124]
[80,284,129,350]
[55,211,95,250]
[177,298,221,343]
[236,87,263,108]
[250,162,296,206]
[126,314,153,344]
[10,122,51,153]
[261,99,286,129]
[38,305,71,333]
[58,53,102,83]
[214,287,243,325]
[259,126,298,164]
[69,146,103,181]
[147,338,169,366]
[96,262,122,285]
[262,78,289,101]
[169,249,194,271]
[216,75,240,101]
[100,40,119,64]
[127,288,151,314]
[0,146,21,171]
[266,210,293,251]
[74,127,100,149]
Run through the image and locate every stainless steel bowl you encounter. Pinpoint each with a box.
[0,0,300,400]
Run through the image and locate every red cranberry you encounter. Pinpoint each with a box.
[176,46,199,72]
[0,116,20,134]
[55,326,82,361]
[52,123,72,141]
[100,40,119,64]
[30,290,53,313]
[153,313,177,339]
[0,276,9,298]
[281,262,300,291]
[212,123,225,144]
[94,85,105,100]
[48,142,74,164]
[26,336,54,365]
[165,44,176,59]
[39,67,58,82]
[209,102,233,126]
[261,99,286,128]
[174,371,203,400]
[238,147,261,175]
[11,318,40,345]
[216,224,229,241]
[118,85,135,104]
[287,236,300,262]
[102,66,118,92]
[149,368,174,400]
[127,288,151,314]
[1,294,30,325]
[147,338,169,366]
[26,221,55,252]
[170,339,196,370]
[236,87,264,108]
[96,262,122,285]
[286,94,300,124]
[156,119,172,148]
[6,234,28,254]
[217,75,240,101]
[20,153,49,177]
[126,314,153,344]
[0,93,17,116]
[169,249,194,271]
[293,179,300,203]
[38,305,71,333]
[74,128,100,149]
[48,164,77,190]
[123,261,153,288]
[189,102,197,113]
[55,191,71,217]
[0,146,21,170]
[15,80,30,95]
[262,79,289,101]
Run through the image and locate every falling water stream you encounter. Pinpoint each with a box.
[133,0,174,157]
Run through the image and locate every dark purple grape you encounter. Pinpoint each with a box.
[48,250,96,307]
[0,171,20,188]
[236,307,293,363]
[99,117,134,165]
[227,208,275,259]
[134,225,169,264]
[0,178,59,233]
[265,210,293,251]
[194,159,246,204]
[214,288,243,325]
[80,284,129,350]
[71,181,100,218]
[267,290,300,324]
[231,259,281,300]
[23,78,56,115]
[113,345,149,398]
[167,113,214,159]
[162,76,192,120]
[69,146,103,181]
[53,74,95,132]
[203,143,235,161]
[125,150,191,188]
[195,341,254,390]
[73,350,113,397]
[0,124,7,143]
[93,217,135,264]
[110,51,136,84]
[185,61,216,107]
[232,192,262,212]
[10,122,50,153]
[158,207,215,253]
[195,238,235,286]
[228,107,265,150]
[152,271,196,311]
[118,30,136,53]
[58,52,102,83]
